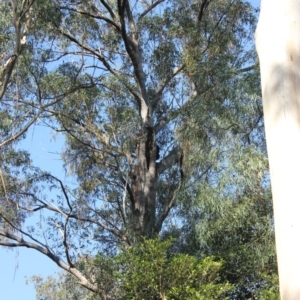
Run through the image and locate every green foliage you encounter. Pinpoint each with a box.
[0,0,278,299]
[117,238,229,300]
[177,141,277,297]
[28,273,94,300]
[254,274,280,300]
[30,238,232,300]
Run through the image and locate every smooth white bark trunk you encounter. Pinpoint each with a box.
[256,1,300,298]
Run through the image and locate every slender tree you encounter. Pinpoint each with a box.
[256,0,300,298]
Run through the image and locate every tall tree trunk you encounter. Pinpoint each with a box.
[131,125,157,239]
[256,1,300,298]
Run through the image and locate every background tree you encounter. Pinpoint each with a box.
[0,0,278,298]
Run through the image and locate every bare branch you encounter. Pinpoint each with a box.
[0,230,98,293]
[0,83,93,148]
[155,165,211,233]
[59,6,121,32]
[58,29,115,73]
[157,146,182,175]
[57,28,144,106]
[44,174,74,267]
[238,61,259,73]
[0,207,46,247]
[198,0,212,22]
[10,189,131,246]
[155,181,183,233]
[152,64,185,110]
[139,0,166,19]
[20,0,36,21]
[0,107,42,147]
[0,55,18,101]
[100,0,115,20]
[0,0,36,100]
[117,0,149,110]
[70,214,131,245]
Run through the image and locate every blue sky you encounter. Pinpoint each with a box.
[0,1,261,299]
[0,125,66,299]
[0,247,58,299]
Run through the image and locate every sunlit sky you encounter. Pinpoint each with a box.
[0,1,261,299]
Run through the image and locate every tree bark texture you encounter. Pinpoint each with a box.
[256,1,300,298]
[131,126,158,238]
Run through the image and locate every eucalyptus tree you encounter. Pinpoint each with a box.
[0,0,38,167]
[256,0,300,298]
[0,0,267,297]
[0,0,70,148]
[172,31,279,297]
